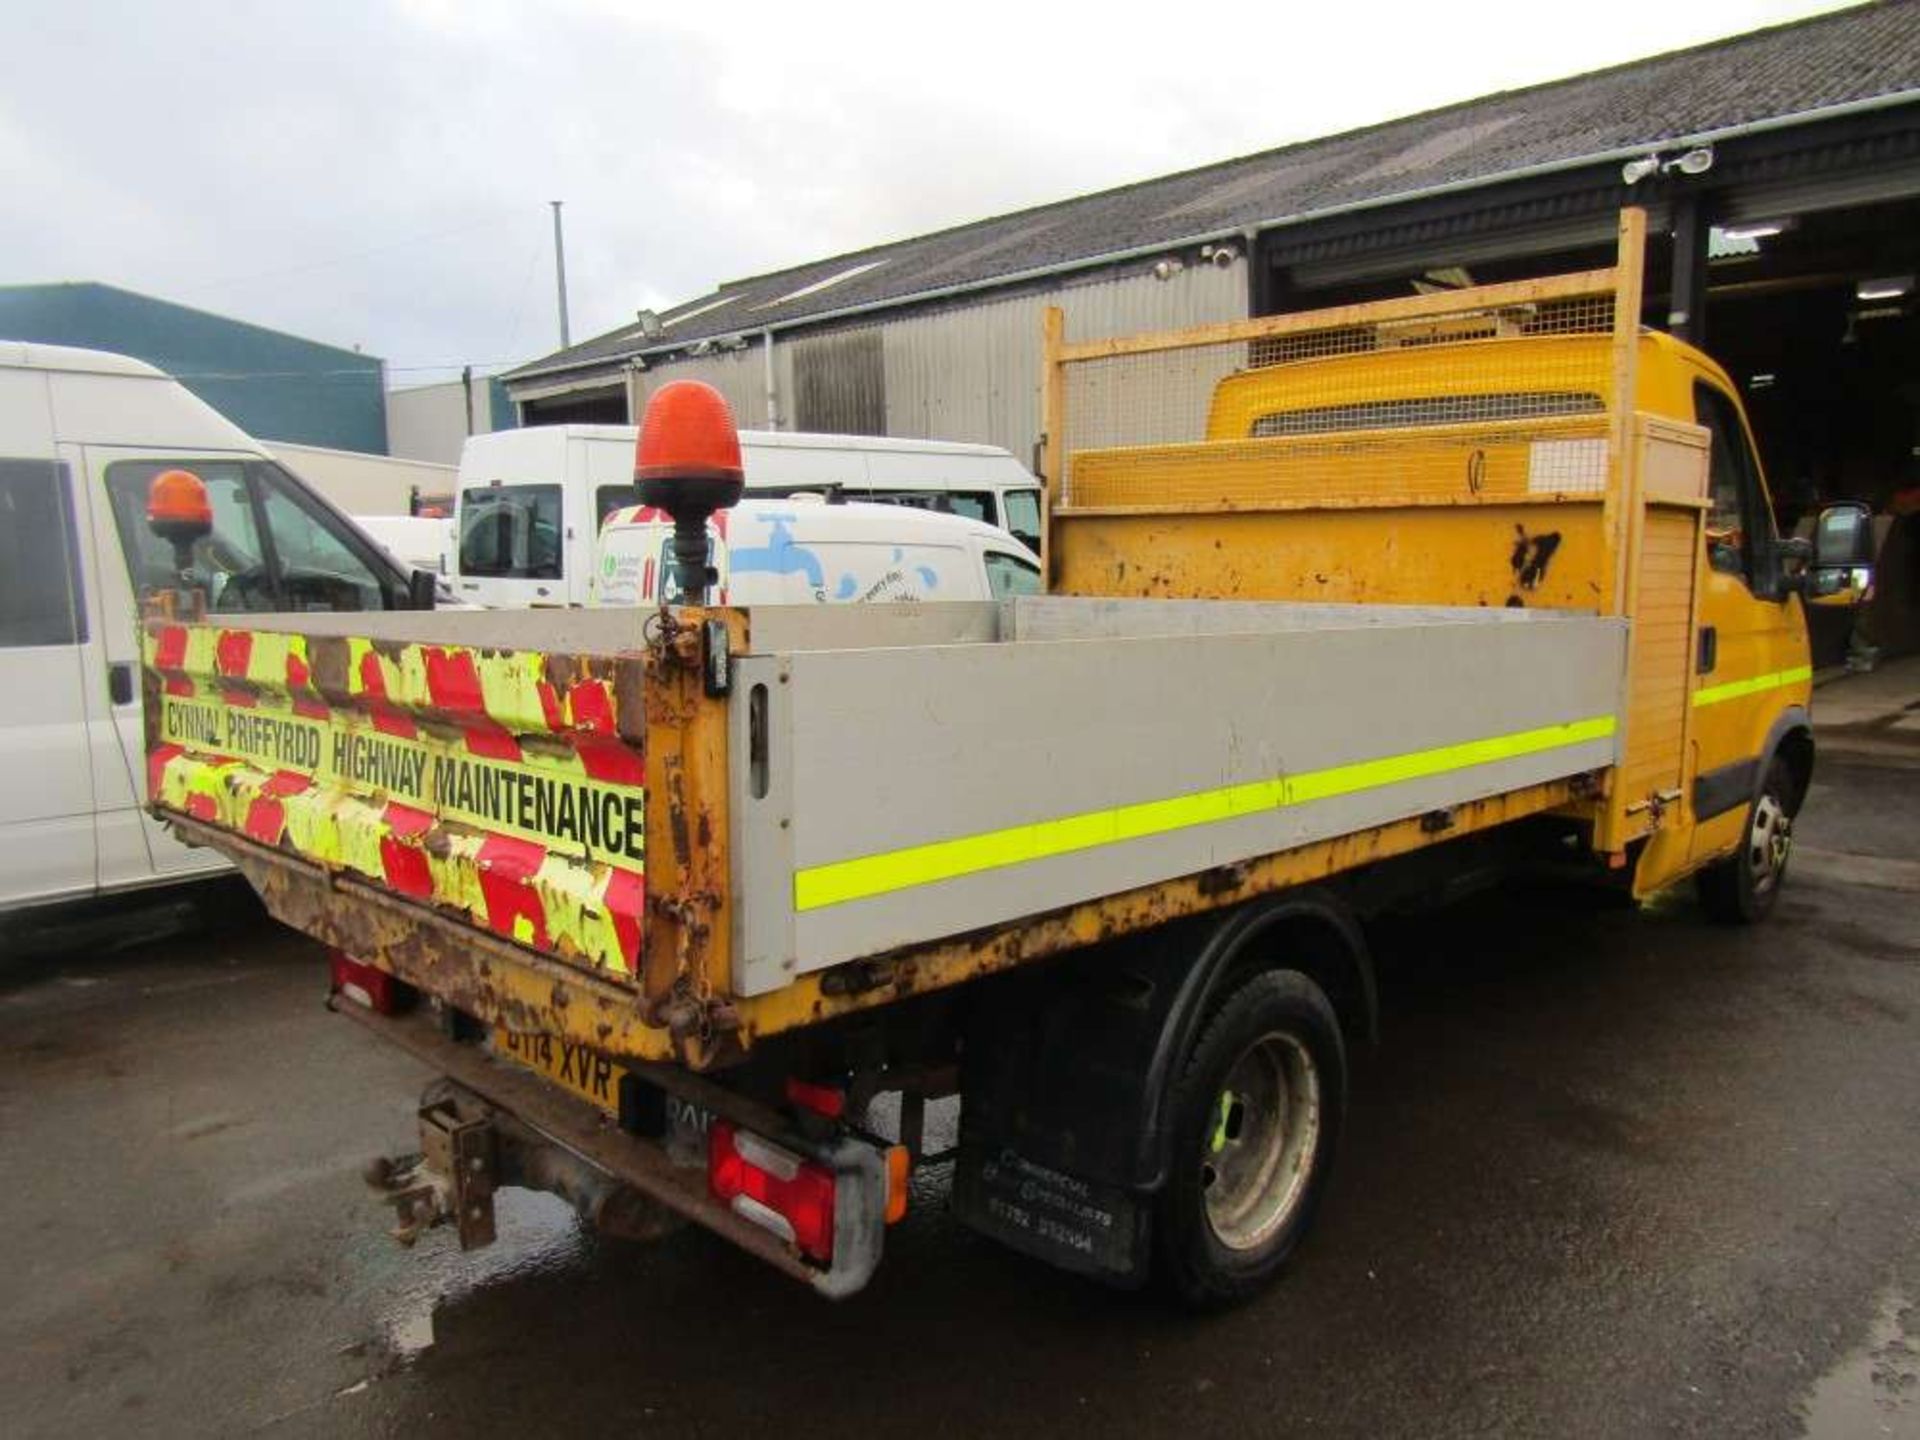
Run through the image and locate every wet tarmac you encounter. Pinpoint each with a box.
[3,755,1918,1439]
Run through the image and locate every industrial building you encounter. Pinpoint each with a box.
[504,2,1920,540]
[387,374,519,466]
[0,282,387,452]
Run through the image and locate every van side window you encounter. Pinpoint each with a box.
[459,484,563,579]
[983,550,1042,600]
[0,459,85,646]
[1694,381,1774,586]
[252,464,388,610]
[105,460,398,612]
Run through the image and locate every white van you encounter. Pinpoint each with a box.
[353,514,454,576]
[593,497,1043,608]
[0,341,431,916]
[453,425,1044,608]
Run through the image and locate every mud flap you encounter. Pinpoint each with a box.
[951,1142,1151,1284]
[948,927,1194,1288]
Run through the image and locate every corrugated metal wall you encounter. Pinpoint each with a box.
[631,345,771,428]
[628,260,1246,465]
[880,261,1245,464]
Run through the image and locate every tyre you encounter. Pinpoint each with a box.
[1696,756,1795,924]
[1155,969,1346,1308]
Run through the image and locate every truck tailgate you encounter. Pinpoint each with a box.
[145,614,653,982]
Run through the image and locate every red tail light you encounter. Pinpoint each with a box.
[329,952,408,1014]
[709,1120,836,1263]
[784,1075,846,1119]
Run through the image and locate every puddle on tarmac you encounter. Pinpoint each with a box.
[1800,1288,1920,1438]
[342,1091,968,1376]
[354,1189,589,1370]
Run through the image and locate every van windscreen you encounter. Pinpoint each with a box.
[595,484,644,527]
[459,484,563,579]
[1002,489,1041,554]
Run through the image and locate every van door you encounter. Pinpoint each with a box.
[1000,488,1044,555]
[0,454,98,908]
[583,436,644,606]
[1685,376,1812,867]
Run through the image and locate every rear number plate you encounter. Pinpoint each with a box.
[494,1029,625,1113]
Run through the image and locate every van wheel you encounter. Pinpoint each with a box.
[1155,970,1345,1308]
[1696,757,1794,924]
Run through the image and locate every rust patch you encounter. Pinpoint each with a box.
[1509,525,1562,591]
[309,635,351,698]
[665,761,692,867]
[1197,862,1249,897]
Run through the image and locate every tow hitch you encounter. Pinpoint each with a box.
[365,1081,684,1251]
[365,1091,500,1249]
[339,1002,891,1296]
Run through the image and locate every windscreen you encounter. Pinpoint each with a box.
[459,484,563,579]
[595,484,644,527]
[1250,392,1605,437]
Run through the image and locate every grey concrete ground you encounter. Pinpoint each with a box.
[3,752,1918,1440]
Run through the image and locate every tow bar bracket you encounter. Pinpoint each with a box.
[365,1094,500,1250]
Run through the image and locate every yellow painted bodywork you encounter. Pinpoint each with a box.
[1052,313,1809,902]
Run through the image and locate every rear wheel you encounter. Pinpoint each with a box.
[1696,757,1795,924]
[1155,969,1345,1307]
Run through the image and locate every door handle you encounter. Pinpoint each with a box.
[1696,626,1718,675]
[108,661,135,706]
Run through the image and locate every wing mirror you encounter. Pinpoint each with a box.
[1813,502,1876,567]
[407,567,440,611]
[1807,501,1876,606]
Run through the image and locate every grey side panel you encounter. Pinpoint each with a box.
[741,602,1003,655]
[1008,594,1593,641]
[733,614,1625,993]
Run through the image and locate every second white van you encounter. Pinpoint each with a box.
[593,497,1042,608]
[454,425,1044,608]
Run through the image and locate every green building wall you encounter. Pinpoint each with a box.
[0,282,387,452]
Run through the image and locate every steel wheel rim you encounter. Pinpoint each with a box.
[1748,791,1791,896]
[1200,1031,1321,1252]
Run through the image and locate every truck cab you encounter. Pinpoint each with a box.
[1175,328,1813,909]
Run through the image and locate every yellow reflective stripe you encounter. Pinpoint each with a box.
[1691,664,1812,709]
[793,714,1617,913]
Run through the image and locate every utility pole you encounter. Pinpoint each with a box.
[550,200,572,348]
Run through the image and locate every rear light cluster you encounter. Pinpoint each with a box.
[709,1121,837,1262]
[329,952,411,1015]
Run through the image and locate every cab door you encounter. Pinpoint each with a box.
[75,447,260,883]
[1686,375,1812,866]
[81,448,407,882]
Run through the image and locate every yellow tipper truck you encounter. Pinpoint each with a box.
[139,211,1860,1304]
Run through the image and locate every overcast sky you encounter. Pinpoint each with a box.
[0,0,1855,380]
